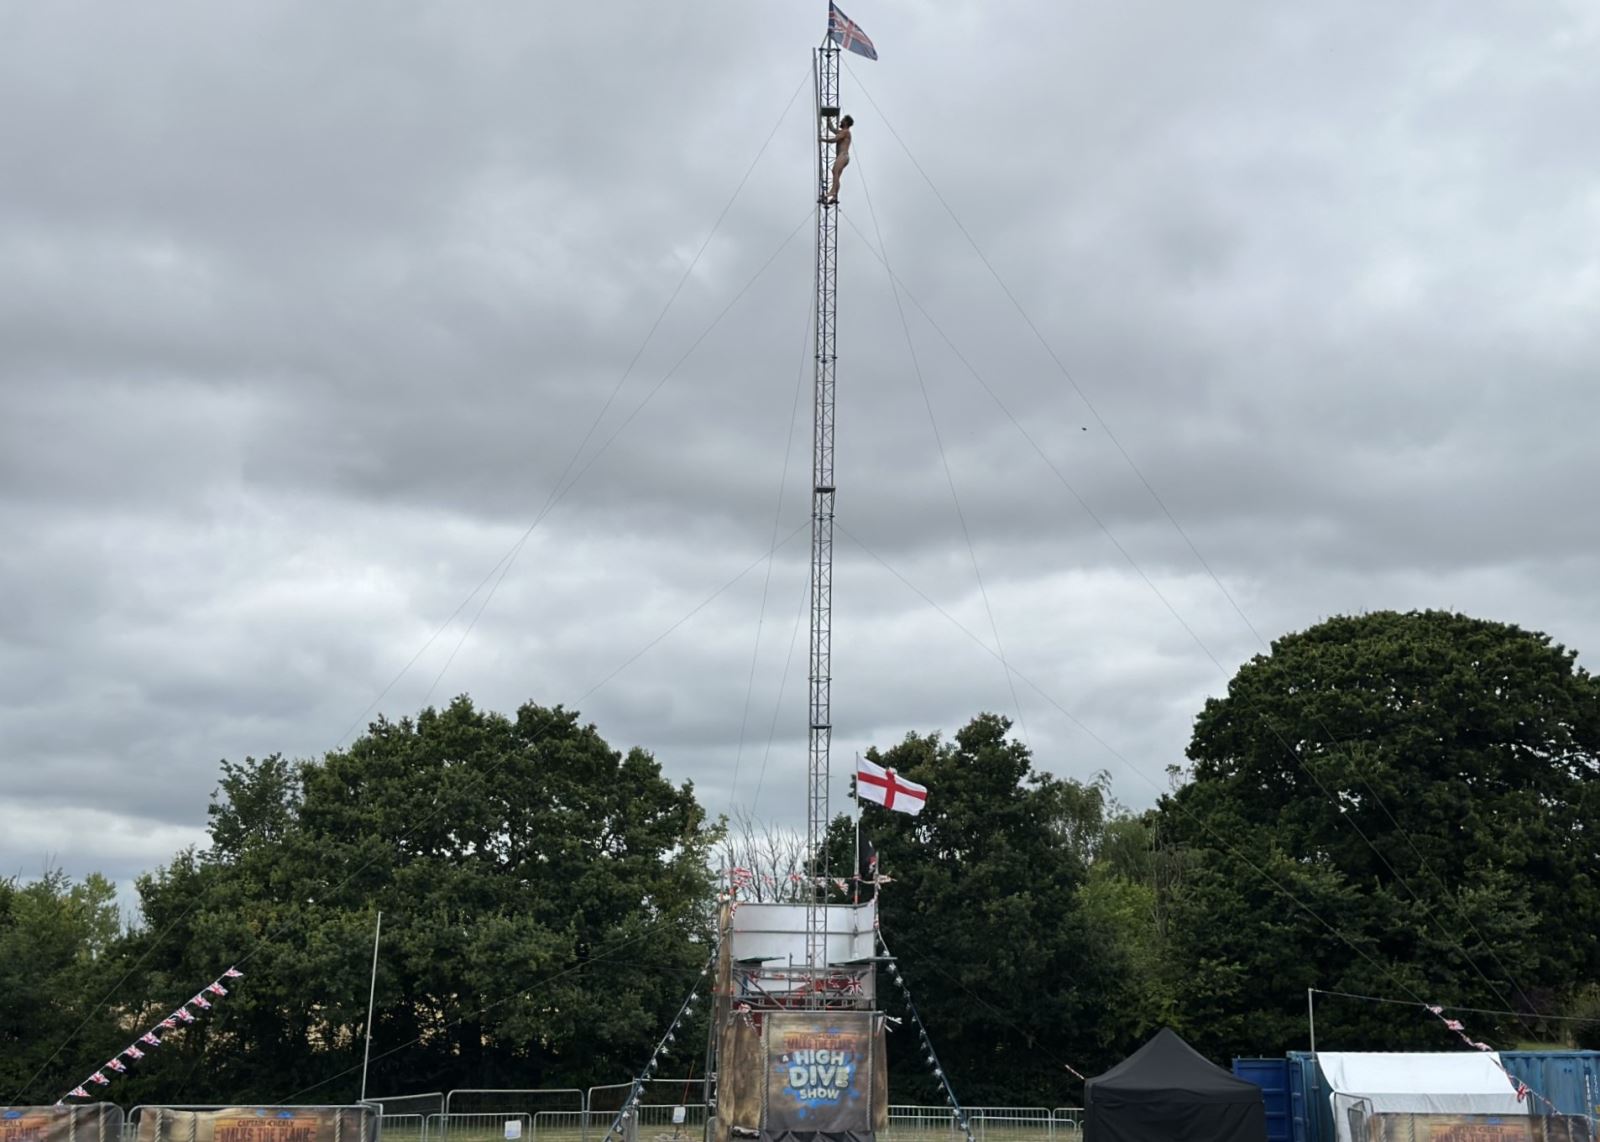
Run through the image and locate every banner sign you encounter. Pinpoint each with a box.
[1366,1114,1595,1142]
[213,1112,324,1142]
[136,1108,373,1142]
[1,1112,57,1142]
[2,1106,121,1142]
[765,1012,874,1134]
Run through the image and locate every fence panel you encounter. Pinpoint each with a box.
[530,1111,588,1142]
[967,1108,1054,1142]
[885,1105,960,1142]
[376,1114,427,1142]
[128,1105,379,1142]
[1051,1109,1084,1142]
[445,1093,584,1120]
[367,1094,446,1120]
[632,1104,706,1142]
[585,1083,708,1113]
[355,1094,1077,1142]
[584,1083,707,1142]
[424,1113,533,1142]
[0,1103,124,1142]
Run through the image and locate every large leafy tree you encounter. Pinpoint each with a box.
[0,870,125,1104]
[1158,610,1600,1057]
[108,697,715,1104]
[828,714,1140,1106]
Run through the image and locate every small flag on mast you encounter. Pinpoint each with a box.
[828,2,878,61]
[858,835,878,900]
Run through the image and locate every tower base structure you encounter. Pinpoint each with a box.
[706,897,888,1142]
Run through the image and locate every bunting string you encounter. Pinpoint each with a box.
[601,954,711,1142]
[1424,1004,1557,1114]
[56,967,244,1104]
[876,931,975,1142]
[722,868,892,890]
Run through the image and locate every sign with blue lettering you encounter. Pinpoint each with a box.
[765,1012,874,1134]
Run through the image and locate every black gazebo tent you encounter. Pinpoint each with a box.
[1084,1029,1267,1142]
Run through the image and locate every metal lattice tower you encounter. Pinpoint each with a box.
[805,40,841,977]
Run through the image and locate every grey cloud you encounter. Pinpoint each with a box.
[3,0,1598,901]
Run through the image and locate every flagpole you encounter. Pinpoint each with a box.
[852,755,862,905]
[360,910,383,1103]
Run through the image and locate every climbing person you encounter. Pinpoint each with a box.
[822,114,853,204]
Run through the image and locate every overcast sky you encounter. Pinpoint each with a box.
[4,1,1598,907]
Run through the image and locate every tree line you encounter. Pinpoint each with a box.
[4,610,1597,1108]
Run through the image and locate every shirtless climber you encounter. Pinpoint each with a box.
[821,114,853,204]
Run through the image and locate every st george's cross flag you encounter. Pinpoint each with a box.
[829,2,878,61]
[856,757,927,815]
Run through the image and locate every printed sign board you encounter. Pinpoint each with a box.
[1,1106,120,1142]
[765,1012,874,1135]
[212,1112,324,1142]
[1,1112,58,1142]
[136,1107,373,1142]
[1363,1114,1589,1142]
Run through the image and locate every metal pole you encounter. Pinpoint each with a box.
[852,754,861,906]
[360,910,383,1102]
[805,38,842,983]
[1307,987,1316,1055]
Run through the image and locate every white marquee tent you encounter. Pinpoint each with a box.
[1318,1052,1528,1142]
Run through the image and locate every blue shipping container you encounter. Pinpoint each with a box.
[1286,1052,1332,1142]
[1234,1059,1292,1142]
[1498,1051,1600,1120]
[1231,1056,1330,1142]
[1236,1050,1600,1142]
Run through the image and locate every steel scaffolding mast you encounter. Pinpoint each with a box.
[805,39,842,978]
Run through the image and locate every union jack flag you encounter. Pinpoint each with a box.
[828,2,878,61]
[207,982,228,997]
[88,1072,110,1086]
[105,1059,127,1074]
[124,1046,145,1060]
[141,1033,162,1047]
[175,1008,196,1023]
[191,994,212,1009]
[69,1087,90,1100]
[223,968,244,979]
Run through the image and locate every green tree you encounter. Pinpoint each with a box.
[829,713,1140,1106]
[0,869,125,1104]
[113,697,716,1104]
[1157,610,1600,1057]
[1076,808,1180,1044]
